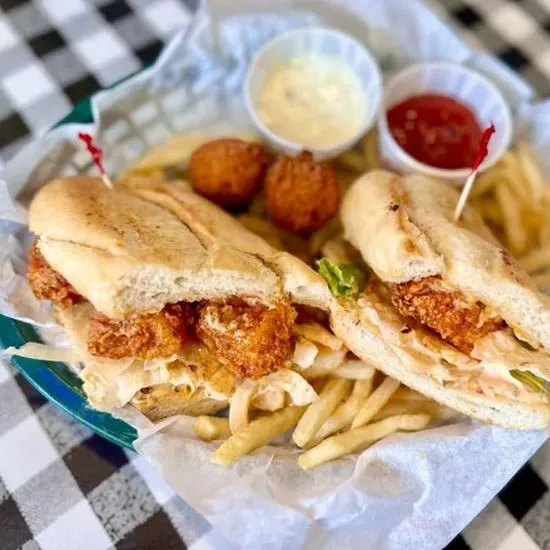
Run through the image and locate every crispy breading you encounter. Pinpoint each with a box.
[265,152,340,235]
[189,138,269,207]
[87,303,194,360]
[391,276,505,353]
[27,240,83,308]
[196,298,296,378]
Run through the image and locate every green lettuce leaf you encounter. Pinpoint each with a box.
[316,257,366,299]
[516,339,537,352]
[510,370,547,393]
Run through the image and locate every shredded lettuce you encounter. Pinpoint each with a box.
[511,370,547,393]
[316,257,366,299]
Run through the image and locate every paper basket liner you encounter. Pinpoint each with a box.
[0,2,548,549]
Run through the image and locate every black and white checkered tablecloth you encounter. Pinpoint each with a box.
[0,1,549,549]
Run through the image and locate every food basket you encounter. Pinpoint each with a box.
[1,1,548,548]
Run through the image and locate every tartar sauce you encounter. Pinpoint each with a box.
[257,54,367,148]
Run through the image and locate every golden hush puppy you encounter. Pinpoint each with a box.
[265,152,340,235]
[190,138,269,207]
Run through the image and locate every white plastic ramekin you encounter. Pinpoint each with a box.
[377,62,513,183]
[244,27,383,160]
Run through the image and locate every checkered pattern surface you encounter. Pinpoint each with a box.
[0,361,212,550]
[0,0,193,169]
[0,0,549,549]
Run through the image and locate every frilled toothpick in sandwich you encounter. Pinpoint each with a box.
[331,170,550,429]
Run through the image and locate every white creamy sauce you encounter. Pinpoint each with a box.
[257,54,367,148]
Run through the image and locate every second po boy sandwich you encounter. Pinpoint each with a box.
[334,170,550,429]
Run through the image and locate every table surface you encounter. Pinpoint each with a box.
[0,0,549,549]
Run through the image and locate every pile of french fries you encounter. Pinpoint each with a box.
[193,373,456,470]
[469,144,550,289]
[191,324,457,470]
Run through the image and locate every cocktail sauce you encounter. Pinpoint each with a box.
[387,94,483,170]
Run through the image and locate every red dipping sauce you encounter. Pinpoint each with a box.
[386,94,483,170]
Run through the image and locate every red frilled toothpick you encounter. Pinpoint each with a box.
[77,132,114,189]
[453,123,496,222]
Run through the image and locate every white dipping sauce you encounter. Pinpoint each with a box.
[257,54,367,149]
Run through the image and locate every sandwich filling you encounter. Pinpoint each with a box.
[28,241,83,308]
[26,240,362,415]
[318,247,549,404]
[388,275,550,396]
[390,276,505,354]
[28,240,295,378]
[88,303,194,360]
[353,279,549,403]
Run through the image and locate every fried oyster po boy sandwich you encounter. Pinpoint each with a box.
[15,175,367,422]
[332,170,550,429]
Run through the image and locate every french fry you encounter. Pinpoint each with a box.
[495,182,529,256]
[391,386,431,403]
[211,406,305,465]
[517,141,546,204]
[238,215,285,250]
[124,140,191,174]
[293,379,352,448]
[309,217,341,255]
[117,169,166,186]
[292,337,319,369]
[277,230,311,263]
[500,153,531,204]
[336,150,367,173]
[335,169,360,192]
[298,414,430,470]
[531,271,550,289]
[334,360,376,380]
[473,198,504,226]
[321,236,354,265]
[519,246,550,274]
[540,229,550,248]
[470,143,550,261]
[229,379,259,433]
[239,214,311,261]
[471,170,501,198]
[294,323,343,351]
[372,400,460,423]
[351,377,400,429]
[363,130,380,170]
[193,416,232,442]
[301,348,347,379]
[503,174,529,207]
[248,193,267,217]
[309,378,374,446]
[521,208,545,232]
[310,377,330,394]
[128,132,259,174]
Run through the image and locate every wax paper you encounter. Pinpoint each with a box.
[0,1,548,549]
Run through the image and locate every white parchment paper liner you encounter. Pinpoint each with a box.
[0,1,548,549]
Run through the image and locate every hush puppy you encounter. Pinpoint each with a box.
[265,152,340,235]
[189,138,268,207]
